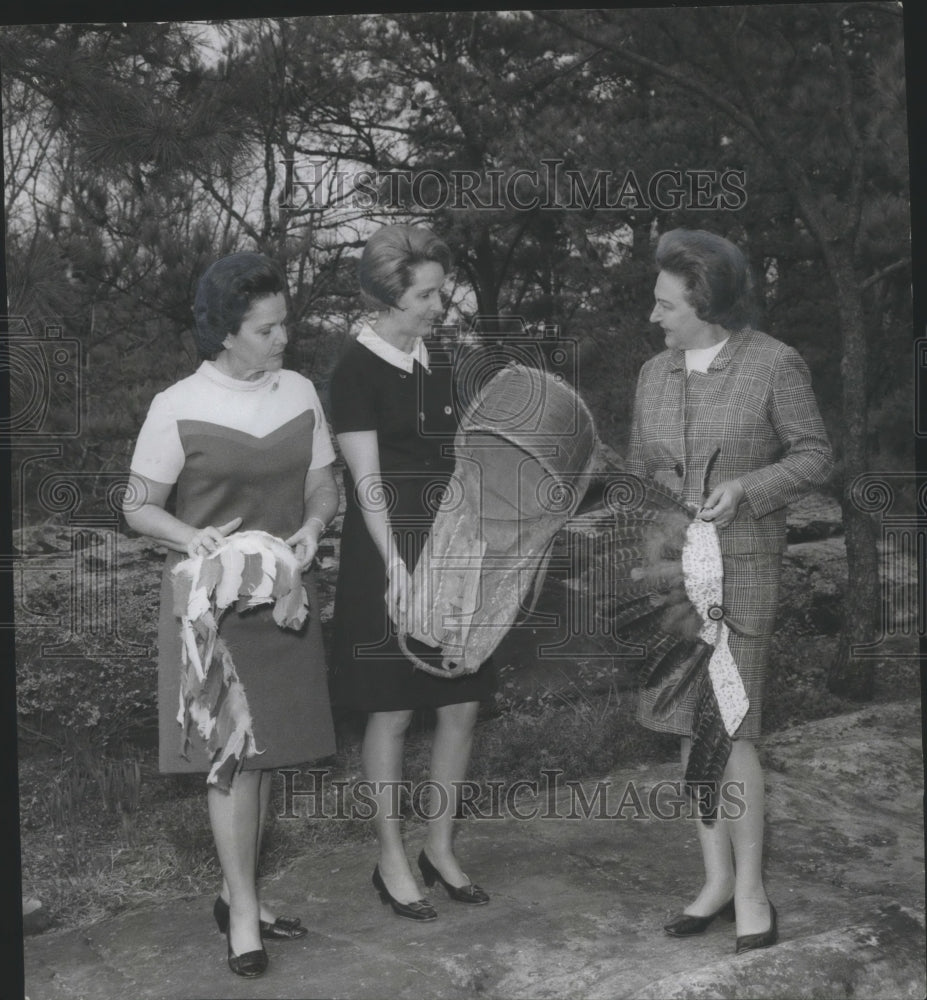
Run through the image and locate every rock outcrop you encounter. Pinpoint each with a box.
[23,700,925,999]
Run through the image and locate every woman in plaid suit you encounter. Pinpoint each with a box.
[627,229,833,953]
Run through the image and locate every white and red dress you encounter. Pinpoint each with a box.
[130,361,336,773]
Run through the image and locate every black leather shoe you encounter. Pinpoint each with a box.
[417,849,490,905]
[664,897,735,937]
[225,924,268,978]
[372,865,437,921]
[214,896,230,934]
[214,896,308,940]
[261,914,308,939]
[735,902,778,954]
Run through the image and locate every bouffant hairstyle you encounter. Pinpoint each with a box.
[193,252,287,360]
[655,229,756,332]
[358,225,452,311]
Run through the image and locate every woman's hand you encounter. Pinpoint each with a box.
[286,518,325,573]
[287,465,339,572]
[698,480,745,529]
[186,517,242,558]
[385,557,411,631]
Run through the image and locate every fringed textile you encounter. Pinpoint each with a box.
[171,530,308,789]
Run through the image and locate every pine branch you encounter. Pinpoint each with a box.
[537,10,767,146]
[860,258,909,290]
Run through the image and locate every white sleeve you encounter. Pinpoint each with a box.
[129,390,185,485]
[305,380,336,470]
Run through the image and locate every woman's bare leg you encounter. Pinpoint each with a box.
[724,739,772,936]
[363,709,419,902]
[208,769,263,955]
[218,770,281,924]
[422,700,479,885]
[679,737,736,915]
[678,737,771,935]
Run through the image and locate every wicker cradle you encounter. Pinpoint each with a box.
[402,363,598,676]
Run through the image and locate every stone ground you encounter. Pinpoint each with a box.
[21,700,925,1000]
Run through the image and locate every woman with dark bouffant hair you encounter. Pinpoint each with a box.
[329,224,496,921]
[125,252,338,978]
[628,228,833,954]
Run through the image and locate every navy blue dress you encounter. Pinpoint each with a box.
[329,336,497,711]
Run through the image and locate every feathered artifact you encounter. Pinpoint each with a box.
[170,530,308,790]
[554,467,748,822]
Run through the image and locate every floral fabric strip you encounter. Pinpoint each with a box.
[680,519,749,736]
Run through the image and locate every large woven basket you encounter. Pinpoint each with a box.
[403,364,598,676]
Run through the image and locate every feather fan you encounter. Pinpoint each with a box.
[558,465,739,822]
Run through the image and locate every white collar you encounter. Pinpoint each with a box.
[198,360,277,390]
[356,323,430,373]
[685,337,729,373]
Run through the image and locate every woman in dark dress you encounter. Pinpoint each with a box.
[330,225,495,919]
[124,253,338,977]
[627,229,832,953]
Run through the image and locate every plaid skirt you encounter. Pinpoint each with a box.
[637,552,782,741]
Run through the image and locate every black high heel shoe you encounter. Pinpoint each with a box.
[372,865,437,921]
[417,850,490,905]
[214,896,308,940]
[735,902,778,954]
[224,918,268,978]
[663,897,735,937]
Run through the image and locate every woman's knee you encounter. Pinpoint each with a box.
[728,738,757,761]
[723,739,763,784]
[435,700,479,730]
[366,709,414,739]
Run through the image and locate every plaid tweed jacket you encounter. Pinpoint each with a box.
[625,328,833,554]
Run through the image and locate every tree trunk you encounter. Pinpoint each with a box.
[826,247,880,698]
